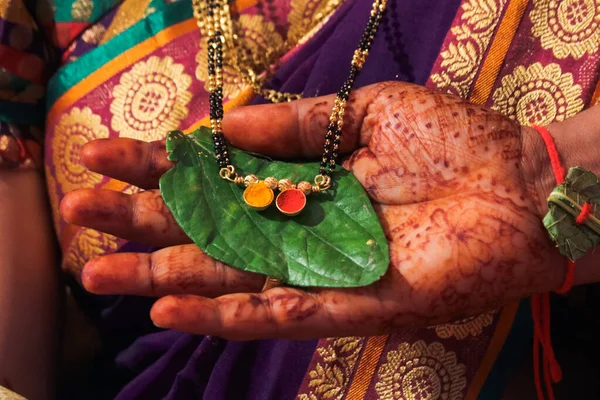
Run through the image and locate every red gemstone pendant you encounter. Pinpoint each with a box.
[276,188,307,216]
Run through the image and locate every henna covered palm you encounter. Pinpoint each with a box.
[61,82,564,340]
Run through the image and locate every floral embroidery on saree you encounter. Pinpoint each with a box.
[429,0,508,98]
[374,341,466,400]
[491,62,584,126]
[52,107,108,193]
[62,228,120,278]
[531,0,600,59]
[72,0,94,22]
[297,337,365,400]
[111,56,193,141]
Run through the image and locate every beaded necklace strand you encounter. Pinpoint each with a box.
[194,0,387,215]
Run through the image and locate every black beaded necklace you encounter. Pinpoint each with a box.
[198,0,387,216]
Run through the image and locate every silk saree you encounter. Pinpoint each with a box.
[2,0,600,398]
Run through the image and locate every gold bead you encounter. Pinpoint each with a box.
[264,176,278,189]
[278,178,294,191]
[297,181,312,195]
[244,174,259,187]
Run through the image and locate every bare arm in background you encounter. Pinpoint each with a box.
[0,170,60,400]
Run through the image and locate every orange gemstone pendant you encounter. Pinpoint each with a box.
[276,188,307,216]
[243,181,274,211]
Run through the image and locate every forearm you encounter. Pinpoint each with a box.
[521,106,600,286]
[0,170,61,400]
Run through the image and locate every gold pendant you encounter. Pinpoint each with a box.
[243,181,274,211]
[276,188,307,216]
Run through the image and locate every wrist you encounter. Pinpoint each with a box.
[520,125,556,219]
[521,109,600,218]
[520,107,600,286]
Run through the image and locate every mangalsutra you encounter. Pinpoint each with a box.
[194,0,387,216]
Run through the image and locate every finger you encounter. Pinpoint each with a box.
[60,188,191,247]
[222,81,395,158]
[80,138,172,189]
[150,288,389,340]
[82,244,265,297]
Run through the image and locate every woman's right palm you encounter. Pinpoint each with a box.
[61,82,564,339]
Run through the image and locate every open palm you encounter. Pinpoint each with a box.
[61,82,564,339]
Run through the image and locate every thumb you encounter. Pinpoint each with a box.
[221,82,391,159]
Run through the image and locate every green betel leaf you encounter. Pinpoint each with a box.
[159,128,390,287]
[543,166,600,260]
[543,206,600,260]
[567,167,600,203]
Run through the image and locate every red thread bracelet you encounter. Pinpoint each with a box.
[533,125,576,295]
[530,125,576,400]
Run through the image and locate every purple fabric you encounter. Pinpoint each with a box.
[116,336,318,399]
[262,0,462,99]
[86,0,462,398]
